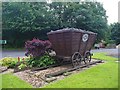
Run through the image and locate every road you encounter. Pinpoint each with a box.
[91,48,119,58]
[91,48,118,55]
[1,50,26,58]
[0,48,119,59]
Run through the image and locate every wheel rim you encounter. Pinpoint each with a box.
[84,52,91,64]
[72,52,82,67]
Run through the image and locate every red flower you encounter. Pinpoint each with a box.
[18,57,20,62]
[22,58,24,61]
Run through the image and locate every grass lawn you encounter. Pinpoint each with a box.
[1,73,33,88]
[1,53,118,88]
[43,53,118,88]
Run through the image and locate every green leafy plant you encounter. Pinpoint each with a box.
[0,57,18,68]
[18,63,27,70]
[28,55,55,67]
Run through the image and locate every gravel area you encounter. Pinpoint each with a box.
[0,59,102,88]
[0,66,14,74]
[13,59,101,88]
[14,64,72,87]
[0,66,8,73]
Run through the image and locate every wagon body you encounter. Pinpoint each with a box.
[47,28,97,58]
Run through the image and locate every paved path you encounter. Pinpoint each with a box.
[0,48,119,59]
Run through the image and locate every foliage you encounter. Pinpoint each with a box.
[0,55,55,68]
[110,22,120,45]
[18,63,27,70]
[25,38,52,58]
[0,57,31,68]
[17,58,29,70]
[0,57,18,68]
[2,2,108,48]
[28,54,55,67]
[2,73,33,88]
[44,53,118,88]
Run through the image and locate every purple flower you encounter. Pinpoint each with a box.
[25,38,52,58]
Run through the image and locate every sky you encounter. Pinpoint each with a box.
[96,0,119,24]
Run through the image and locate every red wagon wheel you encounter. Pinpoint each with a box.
[84,51,92,64]
[72,52,82,67]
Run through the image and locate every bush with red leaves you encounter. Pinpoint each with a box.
[25,38,52,58]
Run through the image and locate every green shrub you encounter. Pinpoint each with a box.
[0,56,55,68]
[18,63,27,70]
[0,57,18,68]
[28,55,55,67]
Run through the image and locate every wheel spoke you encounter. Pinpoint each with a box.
[84,52,91,64]
[72,52,82,67]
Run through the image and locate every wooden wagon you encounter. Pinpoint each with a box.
[47,28,97,68]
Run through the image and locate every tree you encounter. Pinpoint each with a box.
[110,22,120,45]
[48,2,108,42]
[2,2,108,47]
[2,2,50,47]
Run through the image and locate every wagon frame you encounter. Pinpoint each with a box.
[47,28,97,68]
